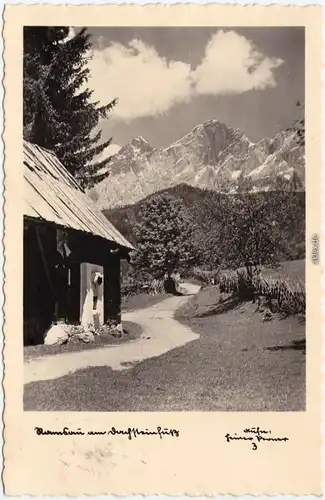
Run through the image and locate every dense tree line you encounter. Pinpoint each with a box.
[193,188,305,270]
[105,184,305,276]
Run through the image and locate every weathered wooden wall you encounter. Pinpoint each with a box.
[23,220,57,344]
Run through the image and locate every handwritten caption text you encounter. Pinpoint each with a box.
[34,426,180,441]
[225,427,289,450]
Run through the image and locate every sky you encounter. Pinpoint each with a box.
[77,27,305,154]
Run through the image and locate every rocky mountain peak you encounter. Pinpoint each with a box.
[130,135,150,147]
[91,120,304,209]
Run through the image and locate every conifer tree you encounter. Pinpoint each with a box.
[23,27,116,183]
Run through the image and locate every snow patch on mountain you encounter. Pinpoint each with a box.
[231,170,241,180]
[248,163,268,177]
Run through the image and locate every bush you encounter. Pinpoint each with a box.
[121,271,166,297]
[121,271,151,297]
[192,267,221,286]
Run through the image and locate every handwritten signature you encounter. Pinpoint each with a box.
[34,426,180,441]
[225,427,289,450]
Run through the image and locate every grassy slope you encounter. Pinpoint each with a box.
[265,259,305,282]
[177,259,305,320]
[122,293,168,312]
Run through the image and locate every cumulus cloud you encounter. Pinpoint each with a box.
[86,30,284,121]
[193,31,283,95]
[87,39,192,121]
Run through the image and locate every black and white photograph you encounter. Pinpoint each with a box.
[23,25,306,412]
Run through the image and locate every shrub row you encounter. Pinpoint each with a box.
[121,274,165,297]
[219,270,306,316]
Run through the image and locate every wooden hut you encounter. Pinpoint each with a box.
[23,140,134,345]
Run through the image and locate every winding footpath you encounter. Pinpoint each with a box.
[24,283,201,384]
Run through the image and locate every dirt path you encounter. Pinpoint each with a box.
[24,283,201,384]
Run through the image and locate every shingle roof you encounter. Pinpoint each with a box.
[24,141,134,250]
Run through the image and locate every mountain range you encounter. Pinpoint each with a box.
[91,119,305,209]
